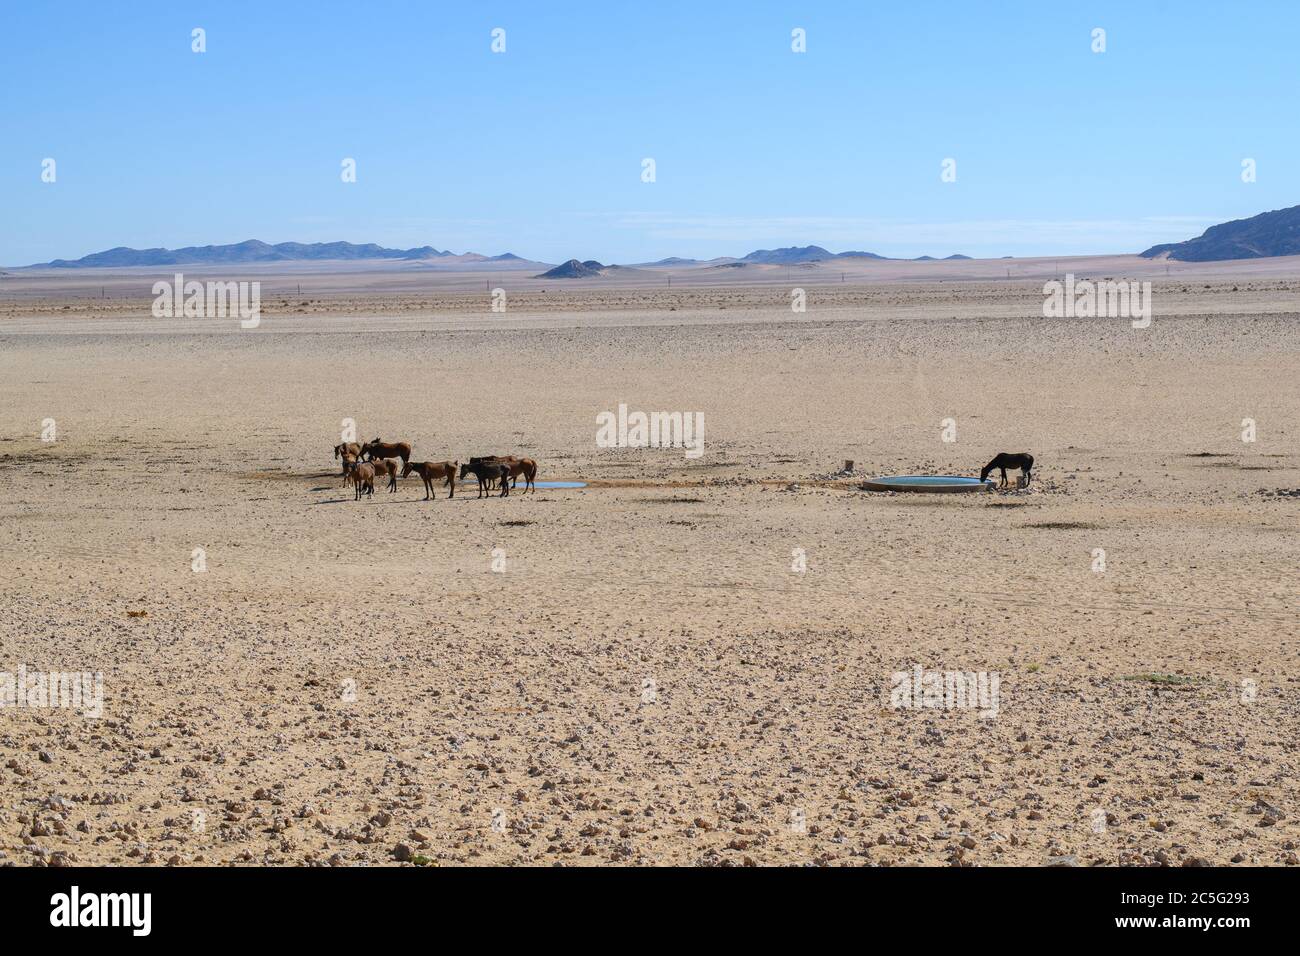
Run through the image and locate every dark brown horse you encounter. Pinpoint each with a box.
[469,455,514,489]
[460,460,511,498]
[362,438,412,465]
[469,455,536,491]
[981,452,1034,488]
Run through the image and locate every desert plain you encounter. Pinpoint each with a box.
[0,255,1297,866]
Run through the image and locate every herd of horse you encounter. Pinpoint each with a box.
[330,440,1031,502]
[333,439,537,501]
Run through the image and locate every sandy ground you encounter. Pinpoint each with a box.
[0,266,1297,867]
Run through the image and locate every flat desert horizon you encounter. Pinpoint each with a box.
[1,264,1295,866]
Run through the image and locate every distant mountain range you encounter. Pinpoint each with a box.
[24,205,1300,270]
[1141,204,1300,261]
[28,240,973,271]
[36,240,526,268]
[639,246,969,267]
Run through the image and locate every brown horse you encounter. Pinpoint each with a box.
[501,457,537,493]
[337,445,364,484]
[362,438,412,465]
[340,454,359,486]
[368,457,401,493]
[348,461,376,500]
[401,460,458,500]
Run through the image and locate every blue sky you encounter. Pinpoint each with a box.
[2,1,1296,266]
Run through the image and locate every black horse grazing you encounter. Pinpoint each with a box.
[981,452,1034,488]
[459,460,511,498]
[468,455,505,490]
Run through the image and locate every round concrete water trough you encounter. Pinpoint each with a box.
[860,475,994,493]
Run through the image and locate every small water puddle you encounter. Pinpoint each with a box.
[533,480,588,489]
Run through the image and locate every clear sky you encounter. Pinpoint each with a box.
[2,1,1297,266]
